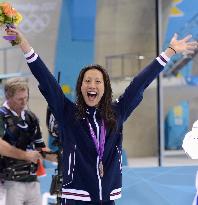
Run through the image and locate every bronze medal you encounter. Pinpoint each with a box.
[99,161,104,177]
[87,119,106,178]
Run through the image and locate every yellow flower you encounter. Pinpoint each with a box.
[14,12,22,25]
[0,2,23,28]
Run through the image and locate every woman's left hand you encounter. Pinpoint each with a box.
[168,33,198,56]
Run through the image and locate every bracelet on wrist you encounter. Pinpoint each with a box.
[168,46,177,54]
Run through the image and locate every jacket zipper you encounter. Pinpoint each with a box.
[93,111,103,201]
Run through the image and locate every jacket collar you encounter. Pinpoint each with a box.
[85,106,97,117]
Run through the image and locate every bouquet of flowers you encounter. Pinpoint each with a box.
[0,2,23,45]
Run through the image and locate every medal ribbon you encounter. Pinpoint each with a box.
[87,119,106,161]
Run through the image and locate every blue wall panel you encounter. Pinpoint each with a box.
[54,0,96,101]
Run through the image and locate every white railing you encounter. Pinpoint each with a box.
[105,52,155,80]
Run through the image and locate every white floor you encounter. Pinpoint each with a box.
[128,152,198,168]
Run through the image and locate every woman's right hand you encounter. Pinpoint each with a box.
[5,27,32,53]
[5,26,22,41]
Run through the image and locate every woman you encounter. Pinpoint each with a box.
[5,28,198,205]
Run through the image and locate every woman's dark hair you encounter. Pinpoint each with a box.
[75,64,116,130]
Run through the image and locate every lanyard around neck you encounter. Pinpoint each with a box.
[87,119,106,160]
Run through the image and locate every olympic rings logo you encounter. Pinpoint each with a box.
[19,13,50,34]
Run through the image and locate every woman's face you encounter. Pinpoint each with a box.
[81,69,105,107]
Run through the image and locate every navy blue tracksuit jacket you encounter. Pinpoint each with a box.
[24,50,168,202]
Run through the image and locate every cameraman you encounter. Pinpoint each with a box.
[0,77,46,205]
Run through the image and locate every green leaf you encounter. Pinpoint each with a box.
[0,15,4,22]
[4,16,13,24]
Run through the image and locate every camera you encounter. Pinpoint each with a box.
[46,107,63,204]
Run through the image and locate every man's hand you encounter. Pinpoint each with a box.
[24,151,42,164]
[40,147,58,162]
